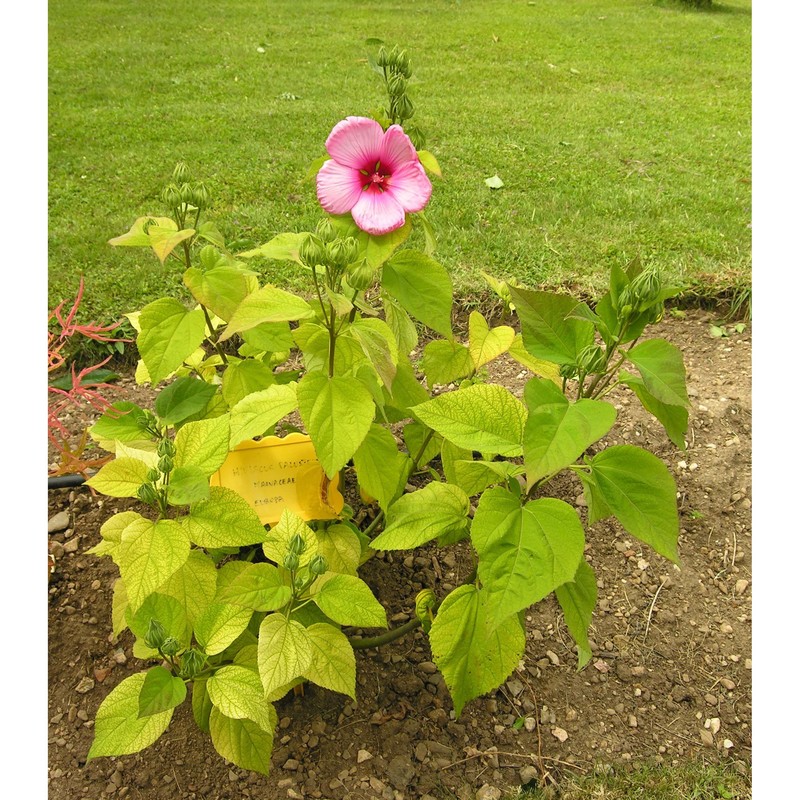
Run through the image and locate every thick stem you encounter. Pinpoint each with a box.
[350,617,421,650]
[201,305,229,365]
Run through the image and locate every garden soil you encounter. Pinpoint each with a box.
[47,308,752,800]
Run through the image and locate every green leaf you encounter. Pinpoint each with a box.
[383,359,429,420]
[207,665,278,732]
[117,518,190,613]
[382,294,419,355]
[184,486,268,548]
[484,174,504,189]
[625,339,689,408]
[523,378,616,483]
[209,707,275,776]
[402,421,441,468]
[156,549,218,626]
[108,216,175,248]
[239,232,307,262]
[382,250,453,337]
[229,383,297,446]
[183,265,258,322]
[303,623,356,699]
[191,678,213,733]
[86,457,150,498]
[411,383,527,457]
[471,488,585,623]
[173,414,230,476]
[420,339,474,388]
[451,459,526,497]
[220,286,316,341]
[147,226,195,265]
[240,321,294,354]
[297,371,375,478]
[294,322,369,377]
[508,287,594,365]
[196,221,226,248]
[371,483,470,550]
[314,524,362,575]
[221,360,275,408]
[137,298,207,385]
[417,150,442,177]
[353,425,412,511]
[87,672,174,760]
[349,318,399,391]
[507,335,562,383]
[216,563,292,611]
[258,614,313,698]
[468,312,515,369]
[429,585,526,717]
[166,466,210,506]
[584,445,680,562]
[89,401,147,444]
[312,574,387,628]
[138,666,187,718]
[620,371,688,449]
[555,559,597,670]
[155,376,218,426]
[195,602,254,656]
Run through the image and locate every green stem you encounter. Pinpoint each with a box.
[350,617,421,649]
[200,304,229,365]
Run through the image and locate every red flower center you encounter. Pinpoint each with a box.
[361,162,390,192]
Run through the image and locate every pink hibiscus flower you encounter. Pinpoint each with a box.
[316,116,432,236]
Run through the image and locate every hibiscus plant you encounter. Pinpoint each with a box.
[83,46,688,775]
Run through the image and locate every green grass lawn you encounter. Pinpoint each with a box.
[49,0,751,323]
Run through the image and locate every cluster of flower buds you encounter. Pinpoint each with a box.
[299,230,360,275]
[160,162,212,213]
[576,343,607,376]
[617,268,664,320]
[378,45,421,138]
[283,532,307,572]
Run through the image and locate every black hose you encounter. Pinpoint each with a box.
[48,474,88,490]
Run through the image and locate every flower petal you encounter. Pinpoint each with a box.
[379,125,419,172]
[351,187,406,236]
[385,162,432,213]
[325,116,384,170]
[316,159,364,215]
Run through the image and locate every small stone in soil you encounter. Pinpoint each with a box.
[48,511,70,533]
[551,727,569,742]
[357,750,373,763]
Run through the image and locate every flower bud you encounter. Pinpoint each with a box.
[179,182,195,205]
[299,234,326,267]
[405,125,426,151]
[288,532,306,555]
[309,554,328,576]
[387,44,401,68]
[283,551,300,572]
[144,618,167,650]
[397,50,412,78]
[137,483,159,505]
[193,181,211,210]
[157,437,175,457]
[172,161,191,184]
[146,468,161,483]
[630,269,662,308]
[315,217,337,244]
[346,258,375,291]
[396,95,414,121]
[388,73,407,97]
[327,239,351,269]
[559,363,578,379]
[377,46,388,68]
[179,648,207,679]
[576,344,606,375]
[161,183,183,210]
[158,455,174,474]
[161,637,181,657]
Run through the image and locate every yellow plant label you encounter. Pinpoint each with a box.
[210,433,344,525]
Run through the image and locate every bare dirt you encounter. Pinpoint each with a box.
[47,308,752,800]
